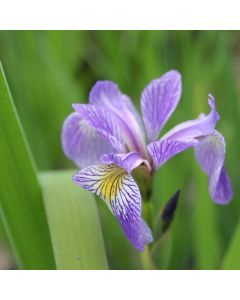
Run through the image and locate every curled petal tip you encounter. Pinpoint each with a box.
[208,94,216,109]
[208,94,220,122]
[208,93,215,101]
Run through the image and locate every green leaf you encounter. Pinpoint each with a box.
[192,159,221,269]
[222,221,240,269]
[39,170,108,270]
[152,233,172,270]
[0,31,84,170]
[0,62,55,269]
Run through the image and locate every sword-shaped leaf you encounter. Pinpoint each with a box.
[40,170,108,270]
[0,63,55,269]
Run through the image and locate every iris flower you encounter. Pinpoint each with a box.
[62,70,232,252]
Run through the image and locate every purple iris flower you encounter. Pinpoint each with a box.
[61,70,233,252]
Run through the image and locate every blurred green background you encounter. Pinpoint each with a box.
[0,31,239,270]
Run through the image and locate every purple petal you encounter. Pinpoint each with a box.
[73,104,125,152]
[89,81,147,156]
[161,95,219,141]
[195,130,233,204]
[147,138,198,169]
[73,164,153,251]
[141,218,154,244]
[147,95,220,170]
[141,70,182,142]
[61,112,113,168]
[100,152,150,174]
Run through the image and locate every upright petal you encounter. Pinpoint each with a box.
[100,152,150,174]
[89,81,147,156]
[141,70,182,142]
[148,96,219,169]
[195,130,233,204]
[73,164,153,251]
[61,112,113,168]
[73,104,125,152]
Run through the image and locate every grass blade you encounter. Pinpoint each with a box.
[0,62,55,269]
[40,170,108,270]
[192,174,220,269]
[222,221,240,270]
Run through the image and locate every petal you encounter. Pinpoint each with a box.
[161,95,219,141]
[89,81,146,156]
[148,95,220,170]
[147,138,198,169]
[141,219,154,244]
[61,112,113,168]
[73,164,153,251]
[100,152,150,174]
[73,104,125,152]
[195,130,233,204]
[141,70,182,142]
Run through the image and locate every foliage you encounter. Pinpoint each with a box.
[0,31,239,269]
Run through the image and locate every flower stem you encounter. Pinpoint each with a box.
[140,244,156,270]
[141,201,156,269]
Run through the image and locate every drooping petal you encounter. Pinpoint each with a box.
[141,70,182,142]
[73,164,153,251]
[89,81,147,156]
[100,152,150,174]
[73,104,125,152]
[148,95,220,169]
[195,130,233,204]
[61,112,113,168]
[147,138,198,169]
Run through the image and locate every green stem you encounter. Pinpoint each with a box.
[140,201,156,269]
[140,244,156,270]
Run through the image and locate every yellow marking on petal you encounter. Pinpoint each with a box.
[98,165,126,202]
